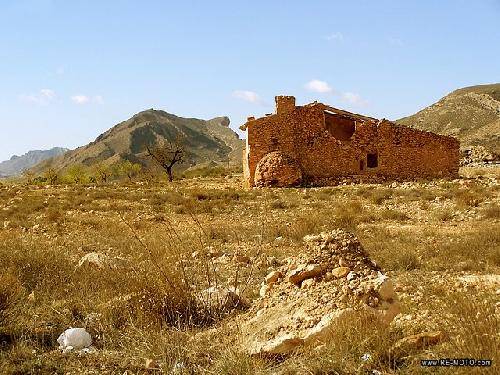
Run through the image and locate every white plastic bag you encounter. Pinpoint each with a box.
[57,328,92,350]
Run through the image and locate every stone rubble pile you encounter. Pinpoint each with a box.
[241,229,400,355]
[254,151,302,187]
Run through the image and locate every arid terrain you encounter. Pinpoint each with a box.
[0,167,498,374]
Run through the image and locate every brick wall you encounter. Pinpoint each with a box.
[243,98,459,187]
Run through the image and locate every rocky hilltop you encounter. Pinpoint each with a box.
[34,109,243,172]
[398,83,500,162]
[0,147,68,177]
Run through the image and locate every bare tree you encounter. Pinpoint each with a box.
[147,136,185,182]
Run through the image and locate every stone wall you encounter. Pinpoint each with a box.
[243,97,460,187]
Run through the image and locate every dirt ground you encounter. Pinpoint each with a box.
[0,167,498,374]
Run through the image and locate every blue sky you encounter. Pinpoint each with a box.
[1,0,499,161]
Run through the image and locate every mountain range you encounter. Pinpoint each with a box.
[31,109,243,174]
[397,83,500,155]
[0,147,68,177]
[3,83,499,178]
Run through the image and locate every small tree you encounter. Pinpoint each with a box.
[147,136,185,182]
[66,164,87,184]
[117,160,142,181]
[93,162,112,183]
[22,169,35,184]
[44,167,59,185]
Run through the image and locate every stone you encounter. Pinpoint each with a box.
[77,252,114,269]
[265,271,283,285]
[145,359,159,370]
[301,279,315,289]
[234,254,251,264]
[390,331,445,358]
[331,267,350,278]
[339,258,349,267]
[346,271,357,281]
[254,151,302,187]
[288,264,325,285]
[259,284,270,298]
[376,277,396,301]
[208,249,223,258]
[240,229,400,355]
[27,291,35,302]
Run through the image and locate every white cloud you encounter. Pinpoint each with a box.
[325,32,344,42]
[71,95,103,105]
[388,37,404,46]
[304,79,333,94]
[341,92,368,106]
[19,88,56,105]
[71,95,90,104]
[302,80,367,107]
[232,90,262,104]
[40,89,55,99]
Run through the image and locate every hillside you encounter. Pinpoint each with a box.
[0,147,68,177]
[397,83,500,155]
[35,109,243,173]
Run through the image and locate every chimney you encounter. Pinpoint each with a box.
[275,95,296,115]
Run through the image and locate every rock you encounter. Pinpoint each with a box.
[208,249,223,258]
[234,254,251,264]
[57,328,92,350]
[346,271,357,281]
[339,258,349,267]
[461,145,500,166]
[301,279,315,289]
[27,291,35,302]
[303,234,322,242]
[288,264,325,285]
[199,287,249,313]
[265,271,283,285]
[240,229,400,355]
[376,276,395,301]
[390,331,445,358]
[331,267,350,278]
[77,252,115,269]
[145,358,159,370]
[254,151,302,187]
[260,284,270,298]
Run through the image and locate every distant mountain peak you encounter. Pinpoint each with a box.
[0,147,68,177]
[397,83,500,154]
[30,109,243,174]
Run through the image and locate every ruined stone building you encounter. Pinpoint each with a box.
[241,96,460,187]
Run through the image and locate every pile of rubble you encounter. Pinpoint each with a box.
[240,229,400,355]
[461,145,500,166]
[254,151,302,187]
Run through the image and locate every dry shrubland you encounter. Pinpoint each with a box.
[0,168,498,373]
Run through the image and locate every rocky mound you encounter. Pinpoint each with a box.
[460,145,500,166]
[240,230,400,355]
[254,151,302,187]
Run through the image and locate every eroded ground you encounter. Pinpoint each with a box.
[0,167,498,374]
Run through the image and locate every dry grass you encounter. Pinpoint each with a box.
[0,168,498,373]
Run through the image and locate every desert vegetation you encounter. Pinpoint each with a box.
[0,167,498,373]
